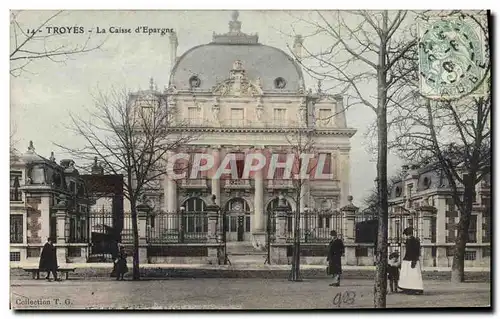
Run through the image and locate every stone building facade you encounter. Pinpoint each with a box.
[388,164,491,268]
[141,11,356,253]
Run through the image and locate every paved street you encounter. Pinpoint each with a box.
[10,278,491,310]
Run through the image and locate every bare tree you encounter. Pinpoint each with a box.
[10,10,105,77]
[288,10,416,307]
[57,87,196,280]
[282,126,318,281]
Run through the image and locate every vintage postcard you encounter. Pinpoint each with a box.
[9,9,491,310]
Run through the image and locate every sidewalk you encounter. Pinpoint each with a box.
[10,262,491,272]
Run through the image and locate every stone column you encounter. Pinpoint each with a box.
[435,195,448,267]
[340,196,357,265]
[211,146,221,205]
[253,162,266,246]
[165,151,178,231]
[205,195,221,265]
[136,203,150,264]
[54,201,68,265]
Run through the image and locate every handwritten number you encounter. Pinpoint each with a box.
[333,292,342,308]
[343,291,356,304]
[333,291,356,307]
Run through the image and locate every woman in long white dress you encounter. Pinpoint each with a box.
[398,227,424,294]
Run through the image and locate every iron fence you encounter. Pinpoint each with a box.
[279,210,378,244]
[148,211,209,243]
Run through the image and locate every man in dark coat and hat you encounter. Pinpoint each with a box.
[39,237,59,281]
[327,230,345,287]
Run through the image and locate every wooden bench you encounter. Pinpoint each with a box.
[23,267,76,280]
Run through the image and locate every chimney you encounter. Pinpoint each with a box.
[169,31,178,71]
[293,35,304,60]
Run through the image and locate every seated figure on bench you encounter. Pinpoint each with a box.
[39,237,59,281]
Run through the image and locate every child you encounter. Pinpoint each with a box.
[387,251,401,293]
[115,244,128,281]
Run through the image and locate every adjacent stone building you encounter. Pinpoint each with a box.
[388,164,491,268]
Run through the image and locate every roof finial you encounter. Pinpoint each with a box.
[49,151,56,162]
[229,10,242,33]
[149,77,154,91]
[232,10,239,22]
[28,141,35,152]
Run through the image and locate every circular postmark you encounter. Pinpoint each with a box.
[418,15,489,100]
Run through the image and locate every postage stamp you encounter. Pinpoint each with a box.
[417,15,489,100]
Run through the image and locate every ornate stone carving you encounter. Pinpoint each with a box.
[213,61,264,97]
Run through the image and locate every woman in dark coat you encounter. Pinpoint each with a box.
[114,244,128,280]
[39,237,58,281]
[327,230,345,287]
[398,227,424,294]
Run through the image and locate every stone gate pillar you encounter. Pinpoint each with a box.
[417,203,437,267]
[136,203,151,264]
[205,195,221,264]
[340,196,358,266]
[53,197,68,264]
[272,195,290,264]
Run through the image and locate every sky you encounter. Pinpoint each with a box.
[10,10,407,205]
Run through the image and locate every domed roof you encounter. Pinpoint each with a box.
[169,11,304,92]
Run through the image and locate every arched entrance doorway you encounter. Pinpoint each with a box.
[224,198,251,242]
[266,197,293,235]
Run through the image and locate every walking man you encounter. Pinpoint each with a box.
[327,230,345,287]
[39,237,59,281]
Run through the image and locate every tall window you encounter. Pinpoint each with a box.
[483,213,491,243]
[188,107,201,125]
[10,171,22,202]
[318,109,332,126]
[182,197,207,233]
[318,153,332,177]
[273,108,286,126]
[274,153,287,180]
[230,108,244,127]
[10,215,23,243]
[467,214,477,243]
[235,152,245,179]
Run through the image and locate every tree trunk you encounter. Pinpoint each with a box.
[374,11,389,308]
[290,209,301,281]
[451,178,475,283]
[130,200,140,280]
